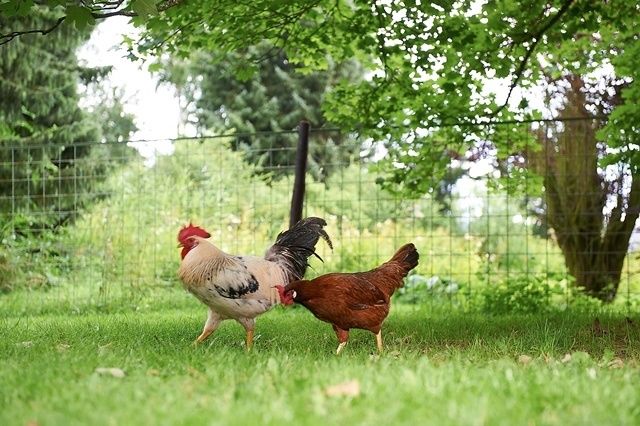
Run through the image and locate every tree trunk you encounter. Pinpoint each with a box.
[557,227,635,301]
[530,76,640,301]
[543,160,640,301]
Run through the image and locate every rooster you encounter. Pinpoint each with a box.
[178,217,332,349]
[277,243,418,354]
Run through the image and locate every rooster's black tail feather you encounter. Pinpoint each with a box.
[265,217,333,282]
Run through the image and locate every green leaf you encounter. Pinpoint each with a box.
[147,62,163,73]
[16,0,32,16]
[65,5,95,30]
[0,0,33,17]
[234,63,258,81]
[517,98,529,109]
[441,82,456,93]
[131,0,157,17]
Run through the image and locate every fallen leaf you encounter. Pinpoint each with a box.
[57,343,71,352]
[561,353,572,363]
[586,367,597,379]
[95,367,125,378]
[517,355,532,365]
[26,420,39,426]
[324,380,360,397]
[607,358,624,369]
[146,368,160,376]
[17,341,33,348]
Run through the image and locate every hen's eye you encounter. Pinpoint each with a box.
[291,291,297,298]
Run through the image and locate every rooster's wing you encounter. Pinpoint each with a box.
[211,258,260,299]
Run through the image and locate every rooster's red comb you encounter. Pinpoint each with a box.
[177,223,211,243]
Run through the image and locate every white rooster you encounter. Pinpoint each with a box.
[177,217,332,349]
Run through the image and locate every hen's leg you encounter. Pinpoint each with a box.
[195,309,221,345]
[332,324,350,355]
[238,318,256,351]
[375,331,383,353]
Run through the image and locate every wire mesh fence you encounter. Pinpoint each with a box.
[2,118,640,313]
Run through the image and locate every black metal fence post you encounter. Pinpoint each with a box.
[289,120,309,228]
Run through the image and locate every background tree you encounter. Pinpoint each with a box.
[525,77,639,300]
[0,6,136,232]
[157,42,365,180]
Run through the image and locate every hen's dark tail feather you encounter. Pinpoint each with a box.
[265,217,333,282]
[388,243,419,276]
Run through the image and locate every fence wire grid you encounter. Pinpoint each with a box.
[2,117,640,313]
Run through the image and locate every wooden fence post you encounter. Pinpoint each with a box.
[289,120,309,228]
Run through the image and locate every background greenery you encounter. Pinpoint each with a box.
[2,1,639,306]
[2,136,639,317]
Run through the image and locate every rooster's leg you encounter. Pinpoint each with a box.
[238,318,256,351]
[194,309,221,345]
[332,325,349,355]
[245,329,254,351]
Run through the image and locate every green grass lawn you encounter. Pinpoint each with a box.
[1,297,640,426]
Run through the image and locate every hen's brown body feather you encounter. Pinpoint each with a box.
[285,243,418,351]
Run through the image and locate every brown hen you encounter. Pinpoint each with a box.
[277,243,418,354]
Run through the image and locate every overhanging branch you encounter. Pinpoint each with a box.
[0,16,65,46]
[0,0,184,46]
[491,0,575,117]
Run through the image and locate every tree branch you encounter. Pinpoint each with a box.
[90,10,136,19]
[491,0,575,117]
[0,1,184,46]
[0,17,65,46]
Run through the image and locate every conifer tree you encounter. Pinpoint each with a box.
[159,42,364,180]
[0,7,136,231]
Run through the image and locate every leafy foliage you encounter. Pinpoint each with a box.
[157,42,365,180]
[480,276,553,315]
[2,2,638,160]
[395,274,460,305]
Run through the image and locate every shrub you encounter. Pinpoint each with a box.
[395,274,460,305]
[479,276,552,315]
